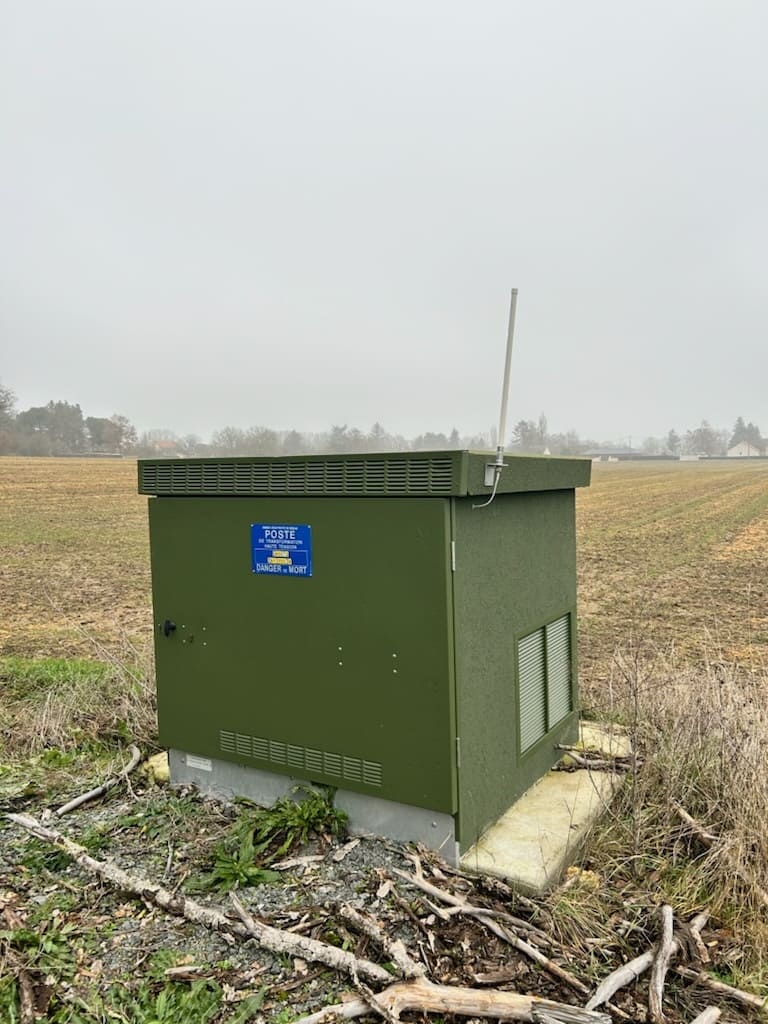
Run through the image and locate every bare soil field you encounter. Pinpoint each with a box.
[0,458,150,659]
[2,455,768,683]
[576,459,768,683]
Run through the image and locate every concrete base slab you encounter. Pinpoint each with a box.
[460,723,627,894]
[168,749,459,865]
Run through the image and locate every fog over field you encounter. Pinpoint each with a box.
[2,1,767,440]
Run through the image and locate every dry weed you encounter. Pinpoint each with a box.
[0,642,156,756]
[576,642,768,987]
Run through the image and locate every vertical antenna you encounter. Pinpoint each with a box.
[496,287,518,469]
[473,288,518,510]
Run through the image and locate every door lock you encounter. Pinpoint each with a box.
[162,619,177,637]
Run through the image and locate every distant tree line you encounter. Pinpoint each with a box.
[0,378,763,458]
[0,383,137,456]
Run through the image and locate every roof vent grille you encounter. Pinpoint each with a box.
[140,455,457,496]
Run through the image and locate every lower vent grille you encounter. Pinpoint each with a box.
[219,730,383,788]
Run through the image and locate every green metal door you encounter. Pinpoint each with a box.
[149,496,457,814]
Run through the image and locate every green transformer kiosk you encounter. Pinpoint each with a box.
[139,450,591,864]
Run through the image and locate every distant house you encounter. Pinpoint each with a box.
[584,448,637,463]
[727,441,764,457]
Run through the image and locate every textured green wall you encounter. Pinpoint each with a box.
[452,490,579,845]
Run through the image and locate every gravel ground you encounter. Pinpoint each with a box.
[0,777,747,1023]
[2,779,533,1021]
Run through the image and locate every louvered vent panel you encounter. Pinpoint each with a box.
[546,615,572,728]
[139,455,458,494]
[140,464,157,492]
[235,733,252,757]
[406,459,431,492]
[324,462,344,490]
[269,464,288,490]
[363,461,386,492]
[287,463,307,492]
[219,465,235,491]
[344,462,365,490]
[217,731,383,787]
[234,464,253,493]
[430,458,454,490]
[184,465,202,491]
[306,464,326,491]
[202,464,219,492]
[363,761,383,787]
[269,740,286,764]
[519,628,547,752]
[287,745,305,770]
[385,461,408,490]
[252,737,269,760]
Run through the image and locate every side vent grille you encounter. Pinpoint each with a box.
[517,613,573,754]
[140,456,457,496]
[519,629,547,753]
[217,730,383,788]
[546,616,572,727]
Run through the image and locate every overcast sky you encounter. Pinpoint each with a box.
[1,1,766,443]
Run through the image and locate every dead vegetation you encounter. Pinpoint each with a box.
[576,643,768,993]
[0,647,156,757]
[4,800,760,1023]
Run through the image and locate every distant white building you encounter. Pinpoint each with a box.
[727,441,764,457]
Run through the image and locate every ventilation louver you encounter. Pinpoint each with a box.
[219,730,383,788]
[139,455,456,497]
[518,614,573,753]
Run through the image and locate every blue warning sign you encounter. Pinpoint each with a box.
[251,523,313,578]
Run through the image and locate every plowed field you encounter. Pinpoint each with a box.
[2,457,767,684]
[577,459,768,681]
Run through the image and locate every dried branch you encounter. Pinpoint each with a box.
[648,905,674,1022]
[293,976,612,1023]
[52,744,142,817]
[338,905,425,978]
[6,812,391,985]
[554,747,635,773]
[586,912,708,1010]
[393,867,588,996]
[687,1008,720,1024]
[673,801,768,909]
[674,966,767,1011]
